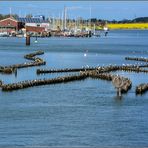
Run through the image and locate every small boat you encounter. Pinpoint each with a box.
[0,32,9,37]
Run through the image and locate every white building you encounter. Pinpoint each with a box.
[16,17,51,30]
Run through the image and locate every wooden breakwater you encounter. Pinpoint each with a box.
[125,57,148,63]
[1,70,131,93]
[24,50,44,61]
[36,64,148,75]
[119,67,148,73]
[96,65,148,73]
[36,65,124,74]
[37,67,96,74]
[0,55,147,95]
[87,71,132,93]
[1,73,88,91]
[0,50,46,74]
[136,83,148,95]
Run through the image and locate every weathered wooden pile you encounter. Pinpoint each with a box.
[0,67,16,74]
[0,50,46,74]
[0,80,2,87]
[86,71,132,93]
[136,83,148,95]
[125,56,148,95]
[125,57,148,62]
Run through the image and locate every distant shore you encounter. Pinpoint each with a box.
[106,23,148,30]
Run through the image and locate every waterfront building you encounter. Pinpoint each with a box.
[0,17,24,34]
[17,17,50,29]
[0,16,51,36]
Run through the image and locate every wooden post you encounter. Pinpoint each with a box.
[89,30,92,37]
[26,35,30,46]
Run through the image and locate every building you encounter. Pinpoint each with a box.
[16,17,50,31]
[0,17,24,34]
[33,15,45,21]
[0,16,50,35]
[25,26,45,33]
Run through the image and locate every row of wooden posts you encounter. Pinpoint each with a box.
[1,71,132,94]
[0,51,148,95]
[36,64,148,74]
[0,50,46,74]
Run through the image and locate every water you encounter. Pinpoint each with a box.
[0,30,148,146]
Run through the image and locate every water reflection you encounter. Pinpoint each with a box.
[114,95,124,105]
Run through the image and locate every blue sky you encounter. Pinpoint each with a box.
[0,1,148,20]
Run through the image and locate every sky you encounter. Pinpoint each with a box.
[0,1,148,20]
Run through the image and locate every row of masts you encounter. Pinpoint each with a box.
[9,6,95,31]
[62,6,92,31]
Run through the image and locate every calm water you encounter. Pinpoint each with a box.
[0,30,148,147]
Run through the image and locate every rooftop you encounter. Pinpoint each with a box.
[16,17,48,23]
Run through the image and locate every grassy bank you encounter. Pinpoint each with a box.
[107,23,148,30]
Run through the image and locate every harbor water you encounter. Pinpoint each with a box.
[0,30,148,146]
